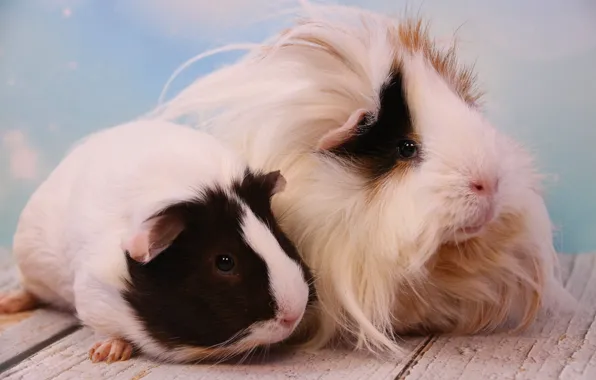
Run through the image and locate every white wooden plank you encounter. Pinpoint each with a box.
[559,253,596,380]
[403,253,596,380]
[0,253,78,369]
[0,310,79,365]
[1,328,425,380]
[2,253,593,379]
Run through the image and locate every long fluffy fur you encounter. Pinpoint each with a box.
[147,1,570,356]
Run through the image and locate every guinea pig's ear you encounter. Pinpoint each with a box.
[122,211,185,264]
[263,170,287,196]
[316,108,369,151]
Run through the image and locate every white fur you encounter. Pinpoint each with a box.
[12,120,308,362]
[146,2,568,356]
[240,205,309,321]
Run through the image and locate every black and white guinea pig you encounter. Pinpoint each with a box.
[149,2,573,356]
[0,120,314,364]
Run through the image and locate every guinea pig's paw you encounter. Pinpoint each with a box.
[89,338,133,364]
[0,290,39,314]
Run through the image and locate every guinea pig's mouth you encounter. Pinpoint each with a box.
[246,319,301,347]
[459,224,484,235]
[452,206,497,240]
[449,224,486,243]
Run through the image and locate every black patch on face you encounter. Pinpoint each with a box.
[123,187,277,349]
[232,170,317,306]
[329,70,418,178]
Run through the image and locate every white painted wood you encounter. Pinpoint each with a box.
[1,253,595,379]
[404,253,596,380]
[0,254,78,366]
[1,328,424,380]
[0,310,78,364]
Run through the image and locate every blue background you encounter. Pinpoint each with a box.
[1,0,595,256]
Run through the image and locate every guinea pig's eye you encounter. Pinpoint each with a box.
[397,139,419,159]
[215,254,235,273]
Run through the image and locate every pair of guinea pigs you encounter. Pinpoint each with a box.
[0,3,572,364]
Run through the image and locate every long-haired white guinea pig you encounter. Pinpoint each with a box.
[149,2,570,355]
[0,121,314,363]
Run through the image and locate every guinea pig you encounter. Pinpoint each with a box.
[0,120,314,363]
[148,2,571,355]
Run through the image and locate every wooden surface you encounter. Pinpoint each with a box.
[0,328,424,380]
[0,253,594,380]
[0,255,79,371]
[404,254,596,380]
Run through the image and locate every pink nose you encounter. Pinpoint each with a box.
[279,312,302,328]
[470,178,498,196]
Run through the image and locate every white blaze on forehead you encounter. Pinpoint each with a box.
[238,204,309,316]
[401,53,500,171]
[402,53,485,137]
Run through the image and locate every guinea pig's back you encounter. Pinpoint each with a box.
[66,120,248,226]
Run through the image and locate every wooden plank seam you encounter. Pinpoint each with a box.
[0,324,81,374]
[395,336,437,380]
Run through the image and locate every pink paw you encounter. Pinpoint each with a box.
[89,338,134,363]
[0,290,39,314]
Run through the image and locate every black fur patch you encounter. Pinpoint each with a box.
[123,184,279,349]
[330,70,417,178]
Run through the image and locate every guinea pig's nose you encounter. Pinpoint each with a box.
[469,177,499,196]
